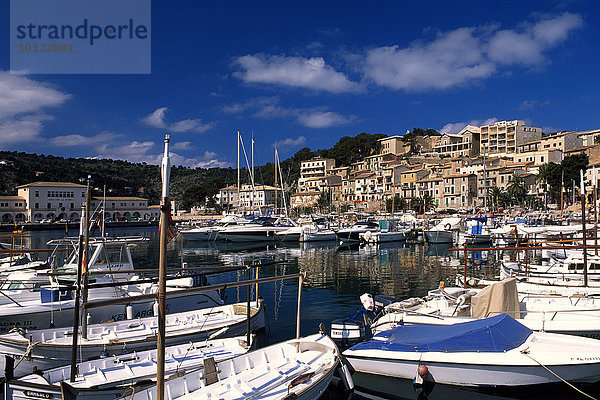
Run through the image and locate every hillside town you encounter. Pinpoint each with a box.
[215,120,600,214]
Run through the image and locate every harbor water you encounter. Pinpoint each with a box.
[20,226,600,400]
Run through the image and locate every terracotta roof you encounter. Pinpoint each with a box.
[16,181,86,189]
[94,196,148,201]
[0,196,25,200]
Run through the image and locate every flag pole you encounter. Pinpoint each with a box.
[69,207,85,382]
[157,134,171,400]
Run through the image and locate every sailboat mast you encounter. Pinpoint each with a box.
[251,135,255,214]
[237,131,240,214]
[274,148,278,215]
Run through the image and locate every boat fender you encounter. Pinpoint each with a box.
[100,345,109,358]
[337,357,355,391]
[360,293,375,312]
[414,364,428,386]
[456,293,472,306]
[444,223,451,230]
[126,303,133,320]
[153,301,159,316]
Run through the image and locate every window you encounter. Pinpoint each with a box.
[35,203,39,209]
[71,203,74,208]
[35,191,39,197]
[47,203,51,208]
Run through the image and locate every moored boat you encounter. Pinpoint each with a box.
[343,314,600,388]
[127,333,341,400]
[5,336,252,400]
[0,299,265,377]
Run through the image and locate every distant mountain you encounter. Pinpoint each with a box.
[0,131,432,208]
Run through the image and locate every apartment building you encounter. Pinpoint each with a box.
[417,177,443,208]
[398,169,429,199]
[442,174,477,208]
[539,131,582,152]
[239,184,277,209]
[298,157,335,192]
[509,149,562,165]
[480,120,542,156]
[215,186,237,208]
[379,135,410,156]
[89,197,151,221]
[433,125,480,158]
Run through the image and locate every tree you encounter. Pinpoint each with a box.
[507,174,527,206]
[317,190,330,213]
[488,187,504,211]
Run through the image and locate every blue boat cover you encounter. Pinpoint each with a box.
[351,314,532,353]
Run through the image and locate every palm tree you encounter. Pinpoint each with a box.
[422,193,435,212]
[536,163,551,209]
[507,174,527,207]
[488,187,503,211]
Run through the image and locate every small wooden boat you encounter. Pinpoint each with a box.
[128,333,341,400]
[0,300,265,377]
[5,336,251,400]
[343,314,600,388]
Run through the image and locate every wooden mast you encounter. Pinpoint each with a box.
[157,134,171,400]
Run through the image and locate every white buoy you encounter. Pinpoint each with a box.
[126,303,133,320]
[153,301,159,316]
[339,362,354,391]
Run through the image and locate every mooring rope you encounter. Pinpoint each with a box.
[520,349,598,400]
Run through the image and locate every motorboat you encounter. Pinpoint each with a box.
[0,299,265,377]
[360,220,410,244]
[5,336,252,400]
[179,215,249,241]
[127,333,341,400]
[343,314,600,387]
[457,217,493,245]
[216,217,296,242]
[424,217,461,244]
[336,221,379,243]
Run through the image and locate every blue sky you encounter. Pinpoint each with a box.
[0,0,599,168]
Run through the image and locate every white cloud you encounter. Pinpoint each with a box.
[0,72,70,144]
[171,141,194,151]
[364,28,496,91]
[519,99,550,110]
[296,111,355,128]
[221,97,280,114]
[222,97,355,128]
[440,118,498,134]
[0,114,54,144]
[232,54,361,93]
[142,107,215,133]
[272,136,306,149]
[0,72,70,120]
[49,131,120,147]
[363,13,583,91]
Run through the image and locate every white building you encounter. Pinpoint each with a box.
[217,185,239,208]
[16,181,87,222]
[0,182,156,223]
[298,158,335,192]
[480,120,542,156]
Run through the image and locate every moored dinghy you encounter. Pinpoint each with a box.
[343,314,600,389]
[128,333,341,400]
[5,336,252,400]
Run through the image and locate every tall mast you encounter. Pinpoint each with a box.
[274,148,278,215]
[157,134,171,400]
[251,134,255,213]
[237,131,240,214]
[483,146,487,214]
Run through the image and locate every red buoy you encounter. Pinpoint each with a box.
[417,364,428,377]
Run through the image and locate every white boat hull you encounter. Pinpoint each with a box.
[0,301,265,378]
[424,230,454,244]
[344,354,600,387]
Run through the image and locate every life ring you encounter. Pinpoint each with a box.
[444,223,451,230]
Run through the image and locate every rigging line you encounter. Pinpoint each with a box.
[521,349,598,400]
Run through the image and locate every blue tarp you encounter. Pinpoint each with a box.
[350,314,532,353]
